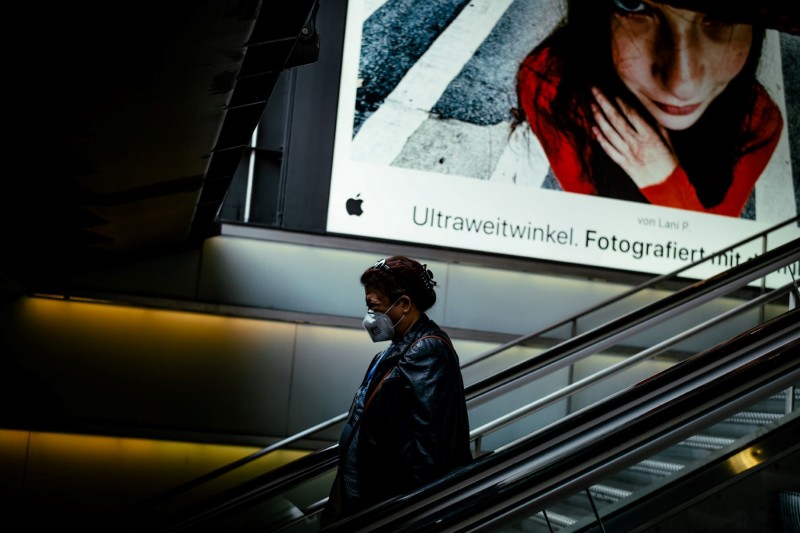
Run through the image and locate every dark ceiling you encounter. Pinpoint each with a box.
[1,1,319,296]
[3,1,797,300]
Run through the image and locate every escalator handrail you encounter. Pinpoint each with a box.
[140,443,339,517]
[468,279,798,442]
[182,306,800,532]
[427,328,800,533]
[461,214,799,370]
[326,307,800,532]
[463,234,800,403]
[145,445,341,531]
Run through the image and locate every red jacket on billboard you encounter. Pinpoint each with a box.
[517,45,784,218]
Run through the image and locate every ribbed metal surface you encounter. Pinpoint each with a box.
[629,459,685,476]
[767,387,800,402]
[681,434,734,450]
[779,491,800,533]
[532,510,576,528]
[589,484,633,503]
[727,411,784,425]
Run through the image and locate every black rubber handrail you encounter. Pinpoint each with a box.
[461,214,799,370]
[326,307,800,532]
[464,235,800,403]
[142,445,340,531]
[469,279,798,442]
[157,305,800,531]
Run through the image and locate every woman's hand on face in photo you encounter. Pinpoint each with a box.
[590,87,678,188]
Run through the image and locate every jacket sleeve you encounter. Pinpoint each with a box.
[395,337,463,486]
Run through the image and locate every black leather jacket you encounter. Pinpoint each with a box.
[333,314,473,515]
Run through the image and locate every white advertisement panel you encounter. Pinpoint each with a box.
[326,0,800,284]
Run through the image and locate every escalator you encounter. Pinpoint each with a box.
[140,307,800,532]
[324,308,800,532]
[133,225,800,532]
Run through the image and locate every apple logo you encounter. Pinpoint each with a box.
[346,194,364,216]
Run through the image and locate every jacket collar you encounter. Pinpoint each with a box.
[386,313,432,359]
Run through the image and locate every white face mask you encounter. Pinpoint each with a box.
[362,298,404,342]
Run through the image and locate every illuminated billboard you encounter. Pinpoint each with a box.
[326,0,799,282]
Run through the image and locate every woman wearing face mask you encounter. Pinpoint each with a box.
[515,0,787,218]
[321,255,472,526]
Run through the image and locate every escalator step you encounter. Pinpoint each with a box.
[531,509,576,529]
[779,491,800,533]
[589,483,633,503]
[680,434,734,450]
[629,459,685,476]
[727,411,784,425]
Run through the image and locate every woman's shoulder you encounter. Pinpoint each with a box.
[414,331,452,352]
[401,322,454,364]
[517,42,564,123]
[411,318,449,345]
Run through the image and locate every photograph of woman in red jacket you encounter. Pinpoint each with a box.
[516,0,785,218]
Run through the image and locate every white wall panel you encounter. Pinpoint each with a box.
[287,324,384,440]
[198,236,372,317]
[570,353,674,413]
[442,263,615,338]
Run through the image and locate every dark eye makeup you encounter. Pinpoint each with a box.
[611,0,649,15]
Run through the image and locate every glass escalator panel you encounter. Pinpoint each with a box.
[503,385,800,533]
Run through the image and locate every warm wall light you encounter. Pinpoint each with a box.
[725,445,766,475]
[16,430,309,517]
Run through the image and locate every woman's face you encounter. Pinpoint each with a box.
[365,287,403,321]
[609,0,753,131]
[365,287,390,314]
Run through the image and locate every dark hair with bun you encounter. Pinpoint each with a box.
[360,255,438,311]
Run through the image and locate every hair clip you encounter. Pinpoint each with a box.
[373,258,391,272]
[420,264,437,290]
